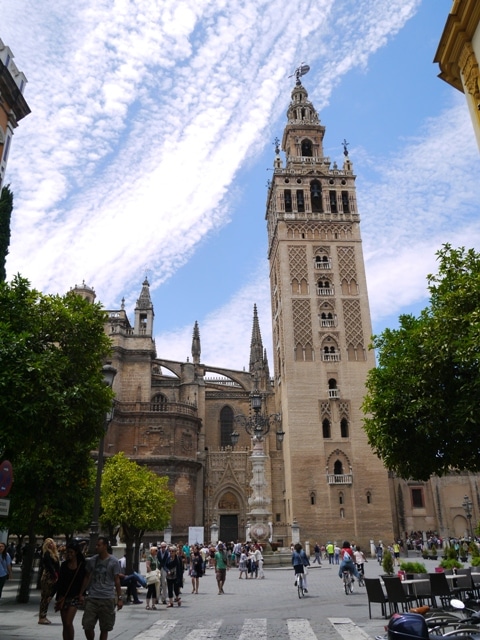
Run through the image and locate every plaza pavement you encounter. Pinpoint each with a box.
[0,555,420,640]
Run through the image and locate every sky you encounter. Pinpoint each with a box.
[2,0,480,372]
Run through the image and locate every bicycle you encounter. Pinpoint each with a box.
[295,572,306,598]
[356,563,365,587]
[343,570,354,595]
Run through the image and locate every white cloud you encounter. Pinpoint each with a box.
[3,0,420,308]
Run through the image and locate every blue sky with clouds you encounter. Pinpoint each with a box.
[2,0,480,371]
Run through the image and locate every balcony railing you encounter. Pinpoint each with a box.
[323,354,340,362]
[328,389,340,399]
[317,288,334,296]
[115,401,198,417]
[320,319,335,327]
[315,261,331,270]
[327,474,353,485]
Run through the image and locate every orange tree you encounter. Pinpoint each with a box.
[101,452,175,572]
[363,245,480,481]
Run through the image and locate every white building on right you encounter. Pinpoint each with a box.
[435,0,480,151]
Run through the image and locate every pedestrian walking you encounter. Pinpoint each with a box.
[38,538,60,625]
[54,541,86,640]
[78,537,124,640]
[0,542,13,600]
[214,542,229,594]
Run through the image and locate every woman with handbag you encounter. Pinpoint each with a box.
[145,546,161,610]
[38,538,60,625]
[54,541,86,640]
[165,546,183,607]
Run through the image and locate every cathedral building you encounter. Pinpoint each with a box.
[0,39,30,189]
[75,76,477,549]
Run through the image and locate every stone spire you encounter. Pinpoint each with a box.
[249,304,264,374]
[136,277,153,309]
[134,278,154,336]
[191,320,201,364]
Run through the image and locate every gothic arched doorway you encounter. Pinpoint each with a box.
[218,490,240,542]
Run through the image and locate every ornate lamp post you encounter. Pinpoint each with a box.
[231,386,284,543]
[88,363,117,555]
[462,494,474,540]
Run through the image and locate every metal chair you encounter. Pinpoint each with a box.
[364,577,389,619]
[452,568,475,600]
[412,573,434,607]
[429,571,455,607]
[383,576,418,615]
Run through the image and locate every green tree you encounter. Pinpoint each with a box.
[0,184,13,282]
[101,452,175,572]
[0,275,113,601]
[363,245,480,481]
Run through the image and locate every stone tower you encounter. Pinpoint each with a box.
[0,39,30,189]
[266,78,393,544]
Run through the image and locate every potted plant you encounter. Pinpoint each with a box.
[439,557,463,570]
[429,544,438,561]
[421,547,429,560]
[459,542,469,563]
[399,561,428,575]
[470,542,480,567]
[382,549,395,575]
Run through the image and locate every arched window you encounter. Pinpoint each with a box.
[152,393,168,411]
[341,418,349,438]
[310,491,316,505]
[329,190,337,213]
[322,419,331,438]
[301,139,313,157]
[341,191,350,213]
[220,406,234,447]
[339,492,344,505]
[366,492,372,504]
[296,190,305,212]
[310,180,322,212]
[334,459,343,475]
[284,189,292,212]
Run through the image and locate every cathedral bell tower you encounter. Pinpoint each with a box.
[266,75,393,545]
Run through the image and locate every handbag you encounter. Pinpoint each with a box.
[145,570,160,585]
[55,562,82,611]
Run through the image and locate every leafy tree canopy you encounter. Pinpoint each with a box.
[0,275,113,532]
[101,452,175,545]
[363,245,480,481]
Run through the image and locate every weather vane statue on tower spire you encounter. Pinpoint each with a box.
[288,63,310,85]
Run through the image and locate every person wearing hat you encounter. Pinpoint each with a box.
[214,543,229,594]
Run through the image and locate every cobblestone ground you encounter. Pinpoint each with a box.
[0,558,395,639]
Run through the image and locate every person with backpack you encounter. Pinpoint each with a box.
[338,541,360,582]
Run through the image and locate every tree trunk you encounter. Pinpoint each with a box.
[133,531,144,572]
[17,527,36,603]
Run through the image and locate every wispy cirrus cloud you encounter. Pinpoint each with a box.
[6,0,476,371]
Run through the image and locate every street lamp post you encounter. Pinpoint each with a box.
[88,363,117,556]
[231,385,284,544]
[462,494,474,540]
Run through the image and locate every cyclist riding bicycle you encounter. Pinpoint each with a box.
[353,545,367,583]
[292,543,310,593]
[338,541,360,582]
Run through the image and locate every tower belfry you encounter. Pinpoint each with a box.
[266,78,393,542]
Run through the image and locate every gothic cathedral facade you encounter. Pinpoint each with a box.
[75,78,478,549]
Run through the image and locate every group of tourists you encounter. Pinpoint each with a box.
[33,536,245,639]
